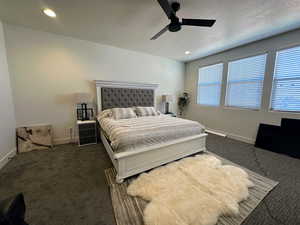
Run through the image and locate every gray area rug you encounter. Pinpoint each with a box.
[105,151,278,225]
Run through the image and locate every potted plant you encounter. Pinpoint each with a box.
[178,92,190,116]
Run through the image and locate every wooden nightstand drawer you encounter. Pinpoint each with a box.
[79,137,97,146]
[78,123,95,130]
[79,129,96,138]
[77,120,97,146]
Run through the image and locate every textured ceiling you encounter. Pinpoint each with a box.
[1,0,300,62]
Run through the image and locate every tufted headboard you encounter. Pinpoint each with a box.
[101,87,154,110]
[95,80,159,111]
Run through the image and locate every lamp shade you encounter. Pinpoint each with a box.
[74,92,92,103]
[162,95,173,103]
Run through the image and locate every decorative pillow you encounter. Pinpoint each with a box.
[111,108,137,120]
[135,107,160,117]
[98,109,112,120]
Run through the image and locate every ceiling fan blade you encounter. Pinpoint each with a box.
[157,0,174,19]
[182,18,216,27]
[150,25,169,40]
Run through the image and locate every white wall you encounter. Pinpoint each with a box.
[3,24,185,143]
[0,21,16,168]
[185,29,300,143]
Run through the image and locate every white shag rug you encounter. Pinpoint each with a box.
[127,154,254,225]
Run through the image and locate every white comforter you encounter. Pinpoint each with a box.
[98,115,205,153]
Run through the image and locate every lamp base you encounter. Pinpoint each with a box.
[165,102,170,114]
[81,103,88,121]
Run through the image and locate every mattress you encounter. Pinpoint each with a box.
[98,115,205,153]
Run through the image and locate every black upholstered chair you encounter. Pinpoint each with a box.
[0,193,28,225]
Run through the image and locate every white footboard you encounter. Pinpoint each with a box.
[101,132,207,183]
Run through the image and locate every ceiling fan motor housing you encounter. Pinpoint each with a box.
[168,2,181,32]
[171,2,181,12]
[169,19,181,32]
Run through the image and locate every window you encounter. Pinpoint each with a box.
[226,54,267,109]
[197,63,223,106]
[271,46,300,112]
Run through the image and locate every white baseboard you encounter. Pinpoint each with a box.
[53,136,79,145]
[0,148,16,170]
[54,137,70,145]
[206,127,255,144]
[55,128,255,146]
[227,133,255,144]
[205,128,227,137]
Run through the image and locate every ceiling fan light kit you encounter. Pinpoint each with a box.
[151,0,216,40]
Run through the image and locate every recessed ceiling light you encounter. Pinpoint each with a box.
[185,51,191,55]
[43,8,56,18]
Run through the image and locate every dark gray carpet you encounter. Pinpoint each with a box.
[0,135,299,225]
[206,136,300,225]
[0,144,115,225]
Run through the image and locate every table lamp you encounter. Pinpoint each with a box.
[74,93,92,121]
[162,94,173,114]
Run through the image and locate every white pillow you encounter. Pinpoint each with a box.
[111,107,137,120]
[98,109,112,120]
[135,107,160,117]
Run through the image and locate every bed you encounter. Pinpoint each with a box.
[95,80,207,183]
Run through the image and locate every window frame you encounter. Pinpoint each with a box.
[268,44,300,114]
[196,62,224,107]
[224,52,268,110]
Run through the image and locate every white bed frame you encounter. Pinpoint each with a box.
[95,80,207,183]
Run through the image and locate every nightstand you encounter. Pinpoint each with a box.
[77,120,97,146]
[164,112,177,117]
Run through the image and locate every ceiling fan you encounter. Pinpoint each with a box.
[151,0,216,40]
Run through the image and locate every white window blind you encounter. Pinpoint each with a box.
[226,54,267,109]
[271,46,300,112]
[197,63,223,106]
